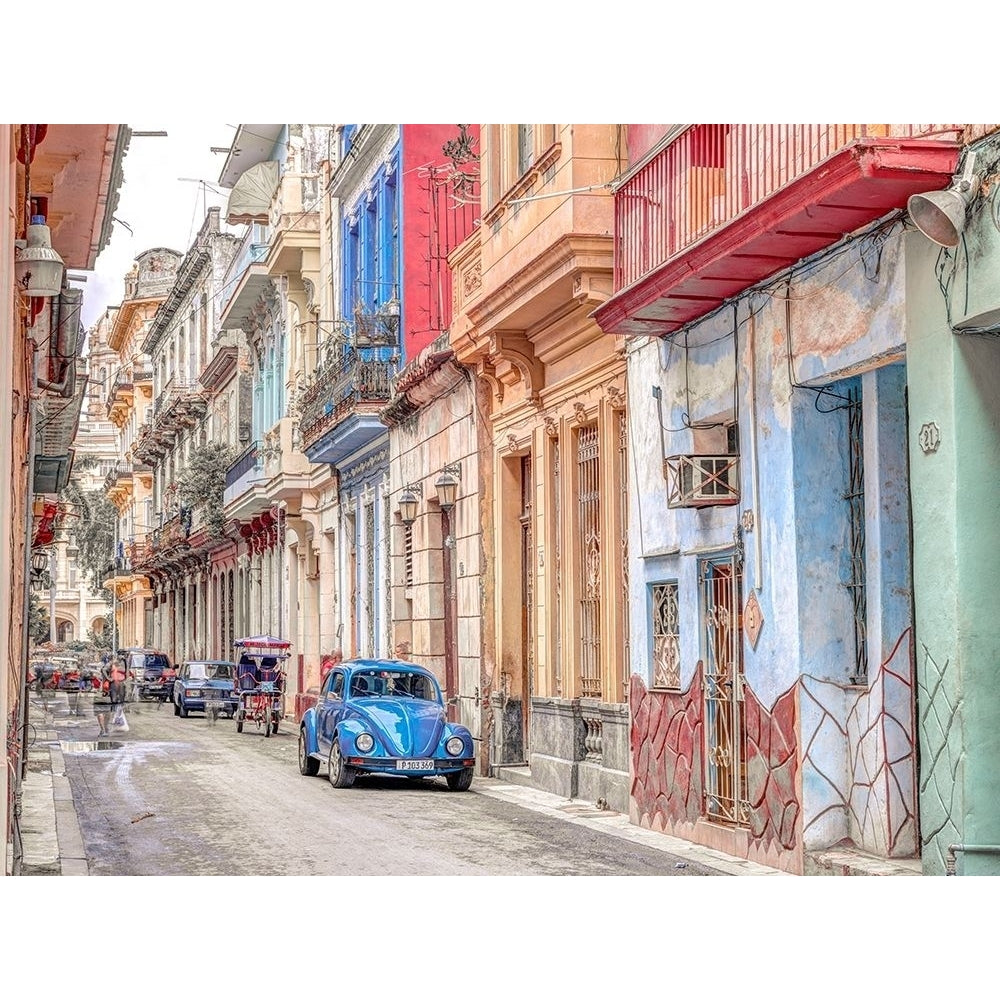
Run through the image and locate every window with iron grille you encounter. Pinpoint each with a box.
[577,423,602,698]
[553,439,562,698]
[844,383,868,685]
[651,582,680,690]
[617,408,629,691]
[364,501,376,656]
[403,521,413,588]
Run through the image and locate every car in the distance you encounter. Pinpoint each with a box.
[120,648,174,701]
[298,658,476,791]
[173,660,239,718]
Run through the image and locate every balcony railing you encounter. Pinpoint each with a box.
[299,353,395,450]
[220,231,270,316]
[613,124,945,292]
[225,441,260,489]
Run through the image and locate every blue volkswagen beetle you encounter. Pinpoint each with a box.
[298,658,476,791]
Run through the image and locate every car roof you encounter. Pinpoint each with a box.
[343,658,433,673]
[183,660,236,666]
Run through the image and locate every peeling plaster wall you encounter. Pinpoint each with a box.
[627,224,918,864]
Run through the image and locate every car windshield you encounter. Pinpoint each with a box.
[188,663,233,681]
[349,670,437,701]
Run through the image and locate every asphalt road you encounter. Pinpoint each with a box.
[30,690,721,876]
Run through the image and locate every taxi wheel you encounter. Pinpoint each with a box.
[299,728,319,776]
[328,739,355,789]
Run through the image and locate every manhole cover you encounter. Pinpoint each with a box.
[59,740,125,753]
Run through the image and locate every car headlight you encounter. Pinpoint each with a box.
[445,736,465,757]
[187,689,202,697]
[355,732,375,754]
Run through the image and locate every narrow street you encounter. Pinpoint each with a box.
[22,691,723,877]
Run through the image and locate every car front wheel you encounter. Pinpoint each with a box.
[328,738,355,789]
[446,768,474,792]
[178,699,188,719]
[173,698,180,717]
[299,728,320,776]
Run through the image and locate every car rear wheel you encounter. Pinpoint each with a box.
[328,739,355,789]
[299,728,320,776]
[446,768,474,792]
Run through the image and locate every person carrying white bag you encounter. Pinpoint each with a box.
[109,657,129,733]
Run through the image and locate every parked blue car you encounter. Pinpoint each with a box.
[299,658,476,791]
[173,660,239,718]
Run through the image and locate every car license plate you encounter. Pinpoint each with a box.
[396,759,434,771]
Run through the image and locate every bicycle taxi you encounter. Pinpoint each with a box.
[233,635,290,737]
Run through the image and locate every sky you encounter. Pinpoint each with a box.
[80,123,237,331]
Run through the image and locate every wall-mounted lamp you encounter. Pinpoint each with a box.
[908,152,980,248]
[30,549,50,590]
[398,483,422,525]
[435,463,462,512]
[15,215,64,297]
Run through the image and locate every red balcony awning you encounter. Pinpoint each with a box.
[594,137,961,338]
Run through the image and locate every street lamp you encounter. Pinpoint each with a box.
[397,484,421,525]
[30,549,49,591]
[435,464,462,512]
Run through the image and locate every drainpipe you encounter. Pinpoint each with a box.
[945,843,1000,876]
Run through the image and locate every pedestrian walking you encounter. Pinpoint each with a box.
[93,667,113,736]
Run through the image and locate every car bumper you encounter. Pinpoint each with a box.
[181,695,239,711]
[345,757,476,775]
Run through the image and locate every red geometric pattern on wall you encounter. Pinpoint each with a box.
[630,671,801,863]
[630,672,703,833]
[744,684,799,852]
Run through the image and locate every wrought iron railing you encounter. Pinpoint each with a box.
[299,353,395,448]
[225,440,260,488]
[219,230,270,314]
[613,124,949,291]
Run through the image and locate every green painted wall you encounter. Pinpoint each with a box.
[906,172,1000,874]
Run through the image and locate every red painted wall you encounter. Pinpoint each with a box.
[401,125,480,360]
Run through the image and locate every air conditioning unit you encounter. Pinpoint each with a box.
[664,454,739,508]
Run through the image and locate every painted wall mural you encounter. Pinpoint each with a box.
[630,668,801,872]
[800,627,917,858]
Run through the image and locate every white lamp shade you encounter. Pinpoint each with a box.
[15,219,64,297]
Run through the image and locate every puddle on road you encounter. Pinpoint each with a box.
[59,740,125,753]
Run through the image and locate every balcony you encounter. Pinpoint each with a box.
[105,369,134,421]
[219,230,271,331]
[223,440,264,509]
[103,460,133,504]
[154,376,208,432]
[593,124,962,337]
[260,416,312,497]
[299,351,394,466]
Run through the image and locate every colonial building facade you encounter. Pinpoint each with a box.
[450,125,630,803]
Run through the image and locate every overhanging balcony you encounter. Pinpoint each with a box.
[219,235,271,331]
[593,124,962,337]
[299,351,394,466]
